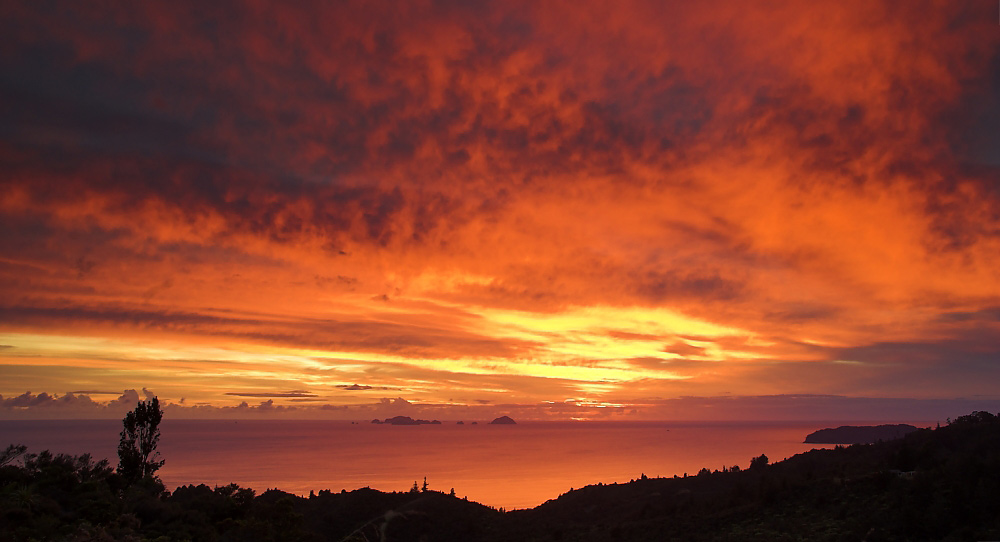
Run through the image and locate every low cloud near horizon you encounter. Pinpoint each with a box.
[2,389,998,424]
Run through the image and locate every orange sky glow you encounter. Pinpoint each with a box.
[2,0,999,420]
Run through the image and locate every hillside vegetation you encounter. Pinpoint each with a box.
[2,411,998,541]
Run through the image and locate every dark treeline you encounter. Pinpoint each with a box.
[2,411,999,541]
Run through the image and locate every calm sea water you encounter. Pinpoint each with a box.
[2,419,867,509]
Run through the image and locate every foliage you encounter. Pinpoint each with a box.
[749,453,769,470]
[487,411,1000,541]
[117,396,165,485]
[0,444,27,468]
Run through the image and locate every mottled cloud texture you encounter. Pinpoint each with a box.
[1,1,999,420]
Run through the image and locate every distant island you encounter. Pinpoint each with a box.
[367,416,516,425]
[804,423,918,444]
[371,416,442,425]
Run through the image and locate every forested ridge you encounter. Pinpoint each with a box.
[2,411,998,541]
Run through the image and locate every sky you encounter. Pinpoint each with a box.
[1,1,999,421]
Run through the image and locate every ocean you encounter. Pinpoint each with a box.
[1,419,867,509]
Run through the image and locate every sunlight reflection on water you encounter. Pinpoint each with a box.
[2,419,889,509]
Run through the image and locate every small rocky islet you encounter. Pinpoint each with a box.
[369,415,517,425]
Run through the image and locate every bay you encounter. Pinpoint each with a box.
[1,419,879,509]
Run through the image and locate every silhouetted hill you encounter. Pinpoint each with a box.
[487,411,1000,541]
[3,411,999,541]
[805,423,918,444]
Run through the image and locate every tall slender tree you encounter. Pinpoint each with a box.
[117,396,165,484]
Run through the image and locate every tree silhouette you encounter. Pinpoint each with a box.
[117,396,165,484]
[0,444,27,467]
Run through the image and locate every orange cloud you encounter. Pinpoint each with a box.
[1,0,998,419]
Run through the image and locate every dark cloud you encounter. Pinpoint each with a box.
[835,335,1000,368]
[225,390,318,398]
[0,304,243,329]
[762,303,841,323]
[2,391,56,407]
[939,307,1000,323]
[236,399,296,413]
[0,389,142,417]
[623,357,710,379]
[336,384,399,391]
[632,269,743,303]
[797,329,1000,397]
[0,2,537,254]
[108,390,141,409]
